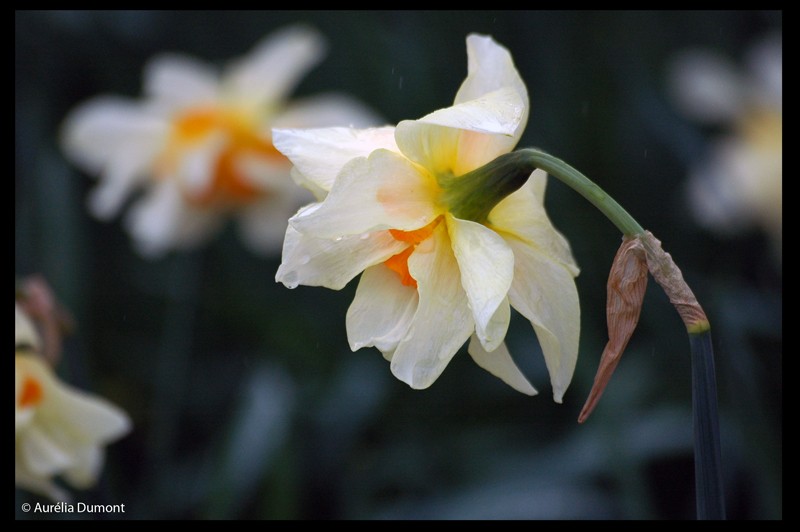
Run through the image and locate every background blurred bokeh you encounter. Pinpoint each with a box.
[15,10,781,520]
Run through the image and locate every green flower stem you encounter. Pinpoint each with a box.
[690,330,726,520]
[518,148,645,237]
[518,147,724,519]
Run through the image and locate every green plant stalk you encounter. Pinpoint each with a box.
[518,148,644,237]
[690,330,726,520]
[519,148,724,519]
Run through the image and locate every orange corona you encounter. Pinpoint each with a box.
[384,216,442,288]
[19,376,43,408]
[161,107,287,208]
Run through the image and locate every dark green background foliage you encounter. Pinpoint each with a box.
[15,10,781,519]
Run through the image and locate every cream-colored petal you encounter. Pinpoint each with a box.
[237,191,310,257]
[456,35,528,103]
[62,446,103,489]
[484,298,511,354]
[224,25,325,105]
[276,223,406,290]
[668,49,744,124]
[506,238,580,403]
[273,93,383,130]
[467,336,537,396]
[289,149,438,238]
[36,381,131,447]
[490,170,580,276]
[234,152,294,191]
[15,304,40,350]
[143,54,219,110]
[174,134,226,197]
[290,167,327,202]
[124,181,222,257]
[346,263,418,353]
[395,87,525,176]
[60,97,167,219]
[417,87,524,136]
[447,215,513,352]
[390,225,473,389]
[16,407,35,432]
[455,34,529,141]
[273,126,398,195]
[746,32,782,106]
[15,460,70,502]
[19,424,74,476]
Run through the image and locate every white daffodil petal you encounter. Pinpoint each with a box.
[668,50,744,124]
[15,304,40,350]
[273,93,383,130]
[273,126,398,195]
[143,54,219,109]
[224,24,326,105]
[175,136,225,197]
[19,424,74,476]
[447,215,513,351]
[289,167,327,201]
[290,149,438,238]
[15,462,70,502]
[346,264,418,353]
[60,98,167,219]
[125,182,222,257]
[746,32,782,106]
[483,297,511,354]
[507,239,580,403]
[276,225,407,290]
[62,446,103,489]
[456,34,529,113]
[467,336,537,396]
[416,87,524,136]
[395,88,524,176]
[390,225,473,389]
[39,381,131,446]
[490,171,580,276]
[234,152,295,192]
[238,193,309,257]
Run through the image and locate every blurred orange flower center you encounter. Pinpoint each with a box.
[160,106,288,208]
[384,216,443,288]
[19,376,43,408]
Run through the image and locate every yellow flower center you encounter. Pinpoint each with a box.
[19,376,43,408]
[158,106,288,208]
[384,216,443,288]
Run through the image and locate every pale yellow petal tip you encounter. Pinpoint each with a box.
[15,304,41,350]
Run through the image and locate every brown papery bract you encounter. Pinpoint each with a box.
[579,237,648,423]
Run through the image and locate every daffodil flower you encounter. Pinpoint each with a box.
[61,25,380,257]
[15,305,131,501]
[669,32,782,257]
[274,35,580,400]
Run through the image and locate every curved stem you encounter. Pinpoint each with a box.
[519,148,645,237]
[521,148,725,519]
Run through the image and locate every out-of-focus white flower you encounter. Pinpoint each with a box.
[61,25,381,257]
[669,32,782,256]
[15,305,131,501]
[274,35,580,401]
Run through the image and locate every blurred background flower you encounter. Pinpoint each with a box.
[15,10,781,519]
[60,24,381,258]
[669,31,782,261]
[16,293,131,503]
